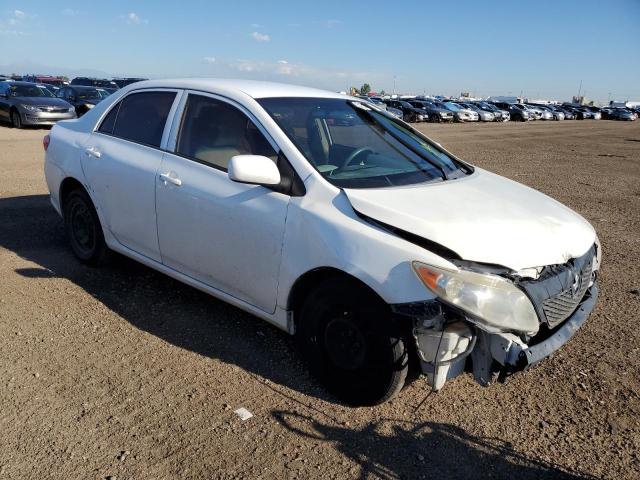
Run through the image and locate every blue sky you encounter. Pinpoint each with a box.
[1,0,639,103]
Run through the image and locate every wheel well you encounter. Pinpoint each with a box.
[59,177,86,208]
[288,267,387,316]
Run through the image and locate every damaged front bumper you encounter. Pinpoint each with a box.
[392,281,599,391]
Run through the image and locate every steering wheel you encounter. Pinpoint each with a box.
[343,147,374,167]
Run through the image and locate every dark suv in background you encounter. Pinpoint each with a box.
[70,77,119,93]
[407,99,454,122]
[382,99,429,122]
[112,78,148,88]
[492,102,531,122]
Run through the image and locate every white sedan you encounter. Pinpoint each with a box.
[44,79,600,405]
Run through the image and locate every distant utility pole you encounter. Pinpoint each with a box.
[577,80,583,99]
[393,76,396,95]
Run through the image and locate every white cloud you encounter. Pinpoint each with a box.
[62,8,80,17]
[203,56,216,64]
[250,23,263,28]
[0,29,26,36]
[14,10,25,19]
[325,19,342,28]
[125,12,148,25]
[277,60,292,75]
[251,31,270,42]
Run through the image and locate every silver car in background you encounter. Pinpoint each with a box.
[535,105,565,121]
[0,81,76,128]
[459,102,495,122]
[526,104,551,120]
[442,101,479,122]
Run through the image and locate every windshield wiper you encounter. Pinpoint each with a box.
[349,102,449,180]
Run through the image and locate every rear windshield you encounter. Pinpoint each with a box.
[258,97,469,188]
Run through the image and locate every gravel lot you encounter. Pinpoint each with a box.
[0,120,638,480]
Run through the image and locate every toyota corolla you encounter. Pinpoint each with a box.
[44,79,600,406]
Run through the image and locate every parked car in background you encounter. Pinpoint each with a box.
[22,75,67,87]
[44,78,601,406]
[584,106,602,120]
[457,102,495,122]
[545,104,573,120]
[383,99,428,122]
[563,105,594,120]
[441,101,479,122]
[0,81,76,128]
[56,85,110,116]
[112,78,148,88]
[492,102,531,122]
[407,99,454,122]
[70,77,119,93]
[601,107,637,121]
[474,102,510,121]
[525,104,552,120]
[37,83,62,95]
[532,104,564,121]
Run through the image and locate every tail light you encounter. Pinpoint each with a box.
[43,134,50,151]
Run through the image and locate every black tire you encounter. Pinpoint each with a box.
[296,278,408,406]
[11,110,23,129]
[63,189,110,266]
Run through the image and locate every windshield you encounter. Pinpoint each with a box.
[443,102,461,111]
[258,97,468,188]
[77,89,103,100]
[9,84,53,98]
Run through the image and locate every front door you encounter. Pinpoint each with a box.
[155,93,290,313]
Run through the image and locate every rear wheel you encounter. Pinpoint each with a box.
[11,110,23,129]
[63,189,111,266]
[296,278,408,406]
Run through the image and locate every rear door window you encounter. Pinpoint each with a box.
[111,91,176,148]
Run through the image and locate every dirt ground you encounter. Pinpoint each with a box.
[0,119,639,480]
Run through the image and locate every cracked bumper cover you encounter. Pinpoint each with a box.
[505,281,598,372]
[392,281,599,389]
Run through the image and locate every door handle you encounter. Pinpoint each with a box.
[159,172,182,186]
[85,146,101,158]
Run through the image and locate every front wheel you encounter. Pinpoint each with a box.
[63,189,111,266]
[11,110,23,129]
[296,278,408,406]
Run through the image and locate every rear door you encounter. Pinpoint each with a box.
[82,89,180,262]
[155,92,290,313]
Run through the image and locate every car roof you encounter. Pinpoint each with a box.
[128,78,347,100]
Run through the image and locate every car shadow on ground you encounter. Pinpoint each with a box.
[0,194,596,479]
[0,194,329,400]
[273,411,596,479]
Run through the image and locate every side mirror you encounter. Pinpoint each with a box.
[228,155,281,186]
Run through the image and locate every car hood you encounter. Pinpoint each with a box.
[15,96,71,107]
[344,168,596,271]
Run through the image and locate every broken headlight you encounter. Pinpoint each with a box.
[412,262,539,334]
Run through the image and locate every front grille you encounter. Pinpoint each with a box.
[541,262,592,328]
[518,245,596,330]
[38,107,68,113]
